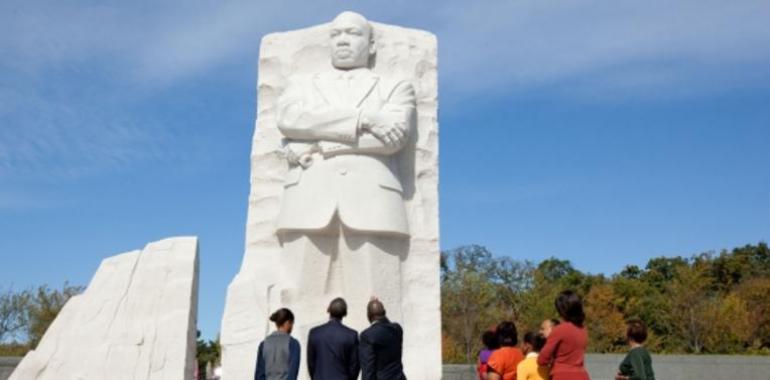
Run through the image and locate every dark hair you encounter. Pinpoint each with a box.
[523,331,547,352]
[496,321,518,347]
[550,318,561,326]
[626,319,648,343]
[555,290,585,326]
[482,330,500,349]
[269,308,294,326]
[328,297,348,319]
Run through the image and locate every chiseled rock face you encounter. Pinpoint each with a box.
[10,237,199,380]
[221,13,440,380]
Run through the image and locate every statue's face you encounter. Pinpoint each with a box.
[330,13,373,69]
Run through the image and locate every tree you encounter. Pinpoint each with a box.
[666,264,711,353]
[441,245,499,363]
[0,287,30,343]
[735,277,770,349]
[584,283,626,352]
[197,331,221,378]
[489,257,534,323]
[27,284,83,348]
[701,293,751,353]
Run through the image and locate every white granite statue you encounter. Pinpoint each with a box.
[276,11,414,331]
[221,11,441,379]
[10,237,199,380]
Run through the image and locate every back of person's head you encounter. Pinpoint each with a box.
[555,290,585,326]
[328,297,348,320]
[522,331,547,353]
[482,330,499,350]
[269,308,294,328]
[496,321,518,347]
[626,319,648,344]
[367,298,386,322]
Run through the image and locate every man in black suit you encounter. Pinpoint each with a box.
[359,299,407,380]
[307,298,360,380]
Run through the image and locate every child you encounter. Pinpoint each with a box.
[616,319,655,380]
[516,332,549,380]
[478,329,500,380]
[487,321,524,380]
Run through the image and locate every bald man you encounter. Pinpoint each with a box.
[275,11,415,331]
[359,299,406,380]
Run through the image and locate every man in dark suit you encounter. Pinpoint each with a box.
[359,299,406,380]
[307,298,360,380]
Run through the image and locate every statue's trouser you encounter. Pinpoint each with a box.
[277,216,407,379]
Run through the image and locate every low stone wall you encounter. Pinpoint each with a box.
[4,354,770,380]
[442,354,770,380]
[0,358,21,380]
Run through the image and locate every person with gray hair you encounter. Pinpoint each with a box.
[359,298,406,380]
[306,298,360,379]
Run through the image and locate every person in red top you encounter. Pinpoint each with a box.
[538,290,591,380]
[487,321,524,380]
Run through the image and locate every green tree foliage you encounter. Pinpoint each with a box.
[196,331,221,377]
[0,287,30,343]
[0,283,83,355]
[27,284,83,348]
[441,242,770,363]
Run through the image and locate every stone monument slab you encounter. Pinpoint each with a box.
[221,12,440,380]
[10,237,199,380]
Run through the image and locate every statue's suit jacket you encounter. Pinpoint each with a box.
[275,68,414,237]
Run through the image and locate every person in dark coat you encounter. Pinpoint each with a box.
[307,298,360,380]
[255,308,301,380]
[359,298,406,380]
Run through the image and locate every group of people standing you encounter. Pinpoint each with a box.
[478,290,655,380]
[254,298,405,380]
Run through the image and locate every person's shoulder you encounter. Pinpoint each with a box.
[308,323,324,336]
[340,322,358,335]
[517,355,535,370]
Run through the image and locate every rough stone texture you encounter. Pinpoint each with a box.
[9,237,199,380]
[221,19,440,380]
[442,355,770,380]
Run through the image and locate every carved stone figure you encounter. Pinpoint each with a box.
[221,11,440,380]
[275,11,414,333]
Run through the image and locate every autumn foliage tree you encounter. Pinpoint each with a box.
[441,242,770,363]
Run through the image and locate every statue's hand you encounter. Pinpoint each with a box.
[361,112,405,147]
[285,142,318,168]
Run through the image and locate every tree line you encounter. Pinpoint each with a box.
[4,242,768,366]
[0,283,82,356]
[441,242,770,363]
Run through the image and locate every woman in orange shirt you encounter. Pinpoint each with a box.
[487,321,524,380]
[538,290,591,380]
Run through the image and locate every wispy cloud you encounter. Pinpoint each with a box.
[1,0,769,182]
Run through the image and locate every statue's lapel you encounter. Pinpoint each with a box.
[312,70,379,107]
[351,73,379,108]
[312,73,341,105]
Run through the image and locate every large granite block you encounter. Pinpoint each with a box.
[10,237,199,380]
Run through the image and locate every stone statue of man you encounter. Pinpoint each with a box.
[274,11,415,331]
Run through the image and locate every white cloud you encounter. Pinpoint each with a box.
[1,0,769,181]
[4,0,768,94]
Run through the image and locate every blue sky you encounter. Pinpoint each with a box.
[2,1,769,340]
